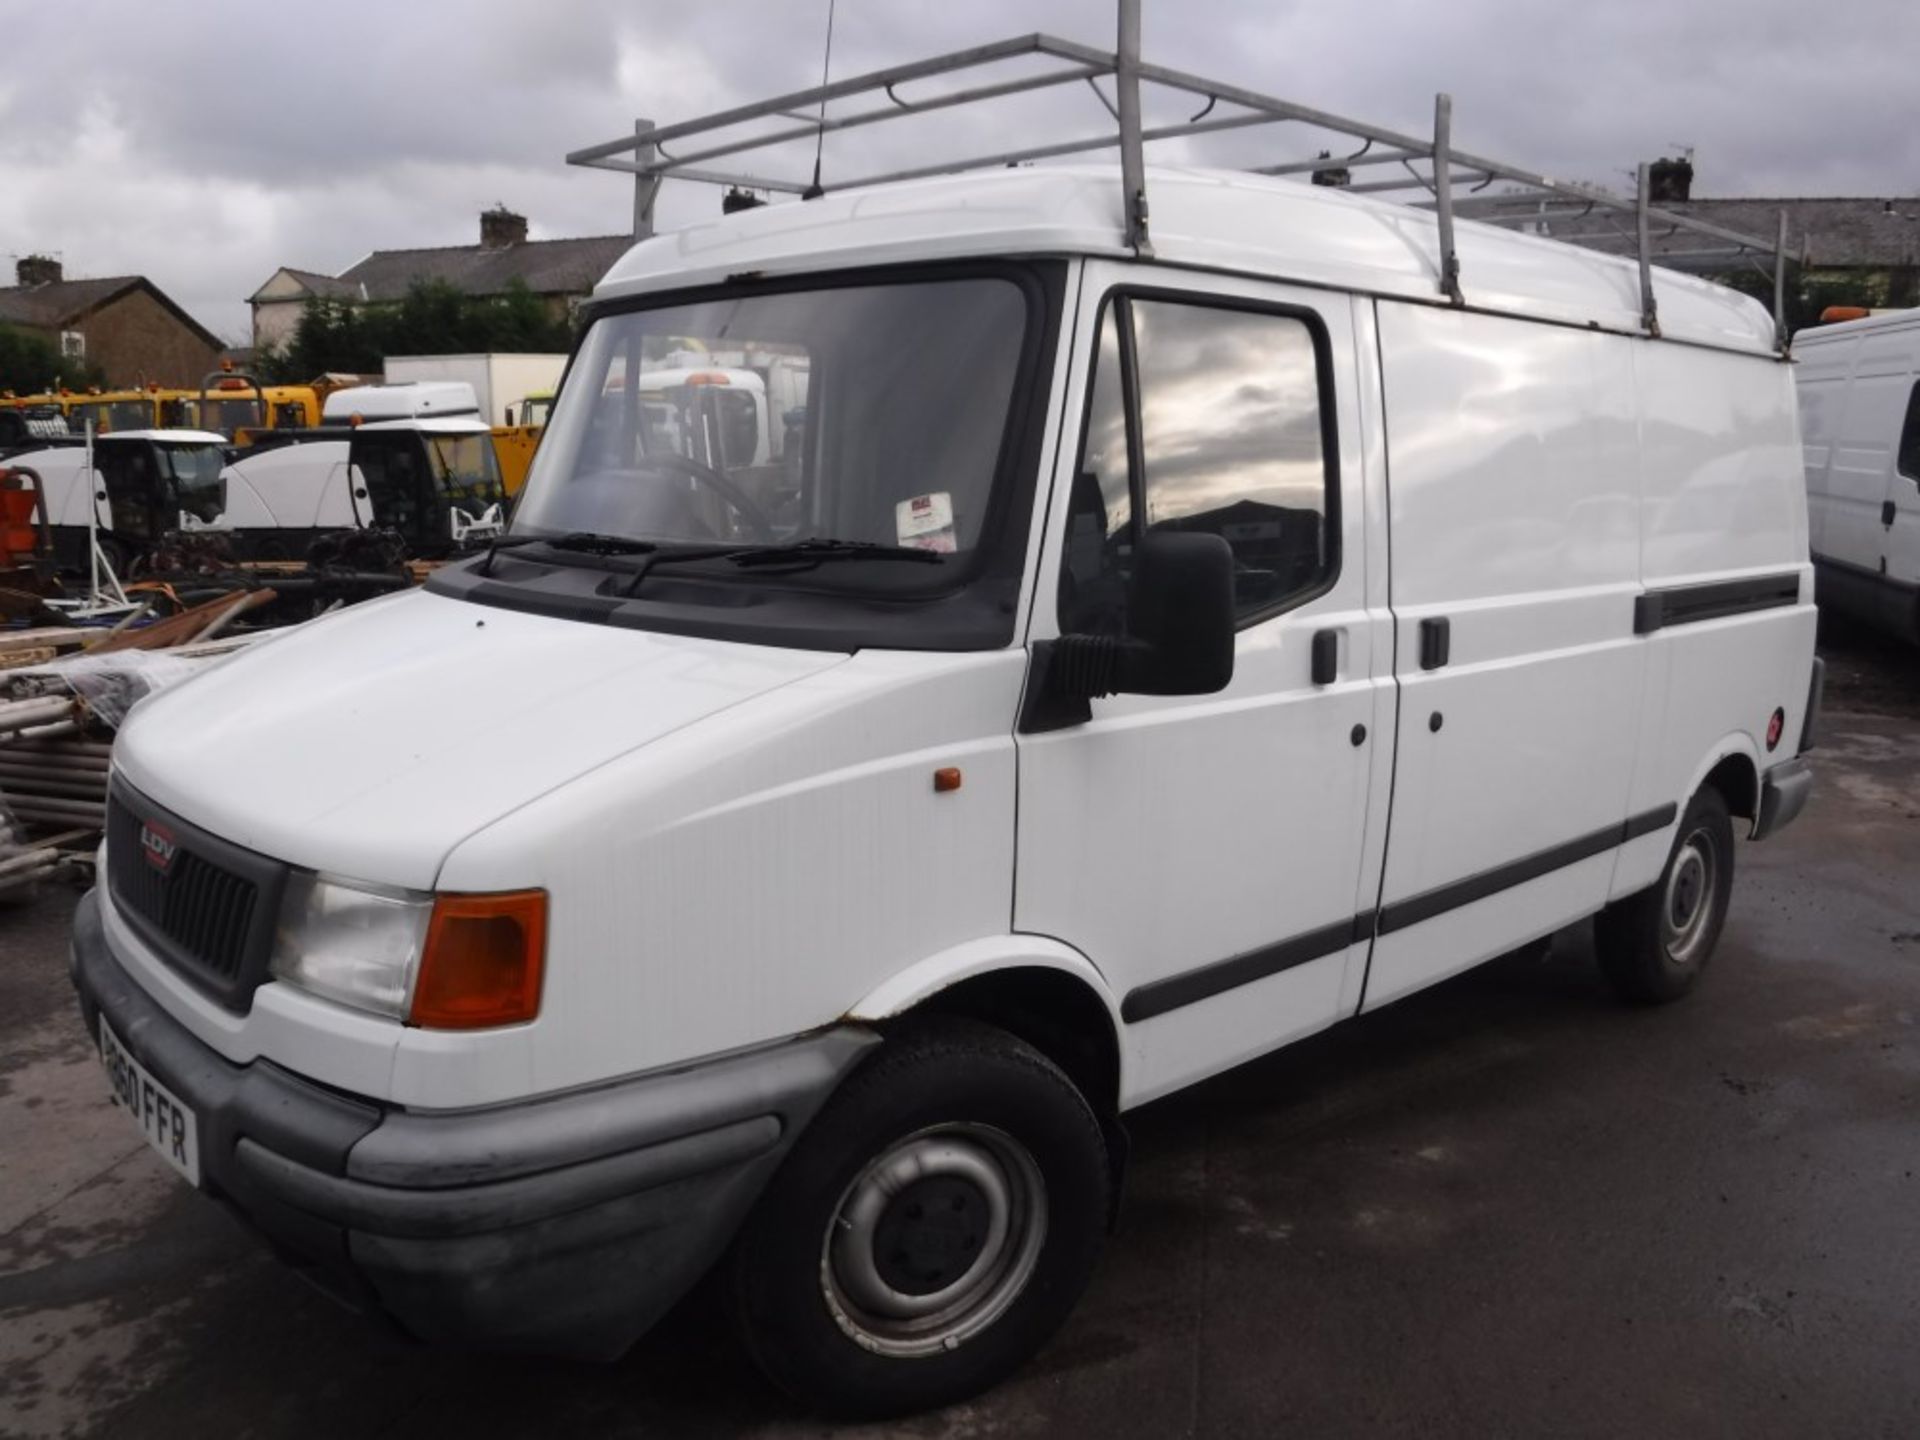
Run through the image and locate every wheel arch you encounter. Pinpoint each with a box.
[846,939,1124,1119]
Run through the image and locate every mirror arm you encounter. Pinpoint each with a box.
[1018,634,1155,735]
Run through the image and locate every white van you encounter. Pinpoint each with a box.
[1794,307,1920,641]
[72,161,1822,1413]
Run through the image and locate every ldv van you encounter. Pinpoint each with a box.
[73,161,1821,1415]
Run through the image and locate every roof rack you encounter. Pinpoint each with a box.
[568,0,1797,352]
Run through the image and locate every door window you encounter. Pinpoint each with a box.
[1059,296,1335,633]
[1898,380,1920,482]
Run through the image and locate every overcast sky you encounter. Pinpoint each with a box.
[2,0,1915,345]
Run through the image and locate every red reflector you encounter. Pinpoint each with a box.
[1766,708,1785,751]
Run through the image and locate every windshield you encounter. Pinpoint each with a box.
[427,433,505,510]
[155,442,226,522]
[513,277,1029,569]
[197,396,262,434]
[102,400,152,432]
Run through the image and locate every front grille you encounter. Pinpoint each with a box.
[105,781,287,1010]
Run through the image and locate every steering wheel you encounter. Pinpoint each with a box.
[638,453,776,542]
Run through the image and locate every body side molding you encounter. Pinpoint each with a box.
[1120,804,1678,1023]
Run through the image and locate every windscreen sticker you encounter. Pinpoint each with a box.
[896,492,957,553]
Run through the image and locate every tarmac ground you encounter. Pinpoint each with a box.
[2,616,1917,1439]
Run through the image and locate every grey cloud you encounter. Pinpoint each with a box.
[3,0,1915,345]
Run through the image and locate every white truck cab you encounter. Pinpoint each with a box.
[73,66,1821,1420]
[1794,307,1920,641]
[2,429,229,573]
[216,383,507,559]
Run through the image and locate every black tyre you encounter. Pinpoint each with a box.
[1596,785,1735,1004]
[729,1017,1109,1419]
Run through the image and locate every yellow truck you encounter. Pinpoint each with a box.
[491,388,554,493]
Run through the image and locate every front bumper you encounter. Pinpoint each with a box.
[70,889,876,1359]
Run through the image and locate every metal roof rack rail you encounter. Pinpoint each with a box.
[569,0,1797,353]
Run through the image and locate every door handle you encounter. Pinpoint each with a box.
[1419,617,1451,671]
[1884,500,1898,528]
[1311,628,1340,686]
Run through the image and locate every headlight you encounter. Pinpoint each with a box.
[269,872,432,1018]
[269,873,548,1029]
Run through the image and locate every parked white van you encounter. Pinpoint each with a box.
[73,154,1822,1415]
[1794,307,1920,641]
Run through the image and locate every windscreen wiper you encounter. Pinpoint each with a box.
[620,538,945,597]
[478,531,660,576]
[725,539,948,571]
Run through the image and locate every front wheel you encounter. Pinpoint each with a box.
[728,1018,1110,1419]
[1596,785,1735,1004]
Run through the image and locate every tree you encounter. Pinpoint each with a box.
[262,279,575,381]
[1711,264,1917,338]
[0,322,109,393]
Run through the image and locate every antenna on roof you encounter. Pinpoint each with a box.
[804,0,837,201]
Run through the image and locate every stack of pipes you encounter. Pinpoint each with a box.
[0,698,98,891]
[0,719,107,835]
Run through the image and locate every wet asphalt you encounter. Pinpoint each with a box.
[2,618,1917,1439]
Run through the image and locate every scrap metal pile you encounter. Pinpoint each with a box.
[0,591,269,895]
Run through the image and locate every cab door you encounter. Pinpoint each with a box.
[1014,265,1390,1107]
[94,442,163,547]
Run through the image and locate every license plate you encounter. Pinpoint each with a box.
[98,1015,201,1187]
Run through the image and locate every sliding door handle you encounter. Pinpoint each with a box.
[1311,628,1340,686]
[1419,617,1451,671]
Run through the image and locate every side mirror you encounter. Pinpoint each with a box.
[1023,530,1236,732]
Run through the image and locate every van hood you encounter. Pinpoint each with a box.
[113,590,850,889]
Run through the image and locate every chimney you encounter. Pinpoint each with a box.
[15,255,63,287]
[480,207,528,249]
[1648,157,1694,204]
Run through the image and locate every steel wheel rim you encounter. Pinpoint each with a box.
[820,1122,1047,1358]
[1662,827,1717,965]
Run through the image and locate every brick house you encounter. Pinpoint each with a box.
[0,256,226,387]
[250,208,629,352]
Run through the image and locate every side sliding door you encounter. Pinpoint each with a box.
[1362,303,1654,1010]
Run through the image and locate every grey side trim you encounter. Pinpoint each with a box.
[1634,573,1802,635]
[1120,915,1360,1024]
[1376,804,1676,936]
[1119,803,1678,1024]
[348,1028,876,1189]
[1753,757,1813,841]
[242,1116,781,1237]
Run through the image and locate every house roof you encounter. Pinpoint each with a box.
[335,235,630,303]
[283,267,361,300]
[0,274,224,349]
[0,275,141,328]
[1454,195,1920,271]
[252,235,629,308]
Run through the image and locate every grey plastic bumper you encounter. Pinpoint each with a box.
[1752,757,1813,841]
[69,889,877,1359]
